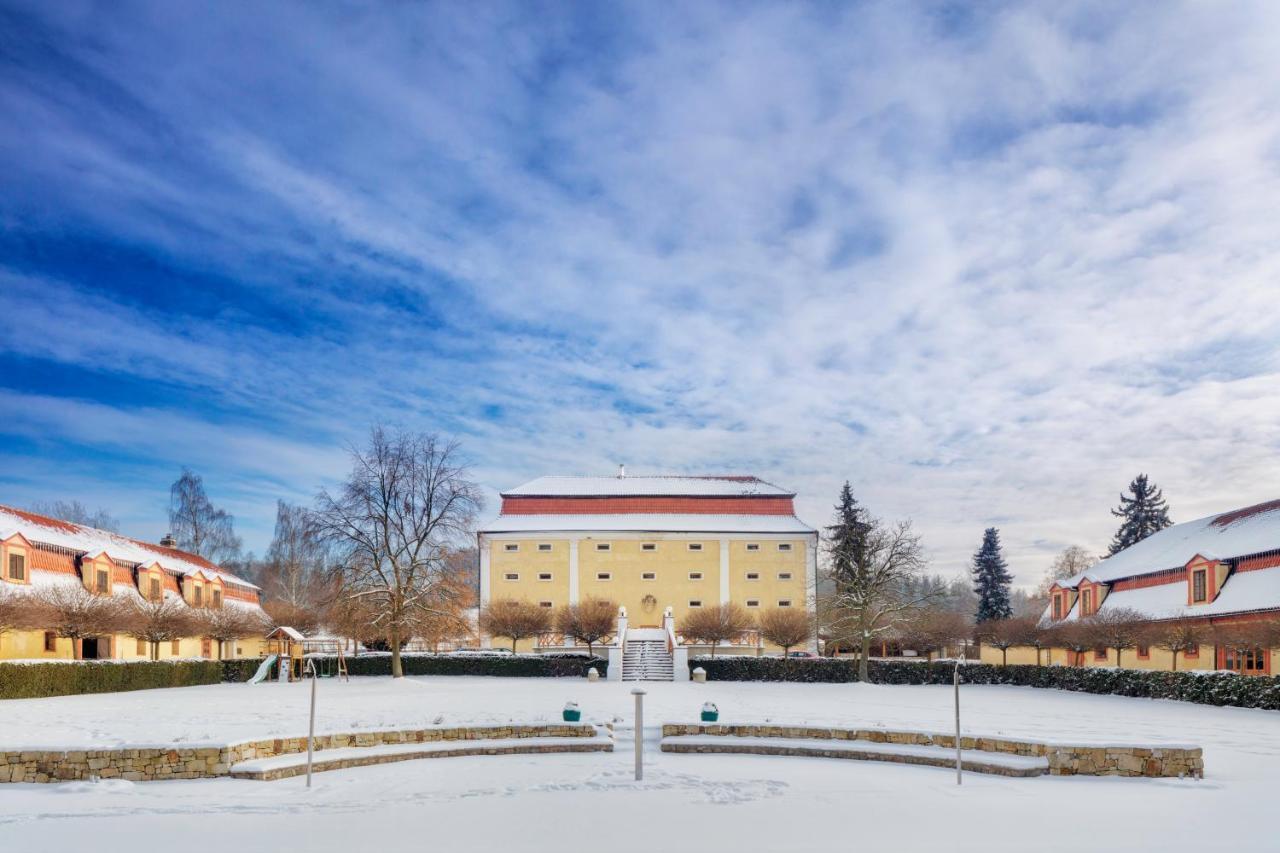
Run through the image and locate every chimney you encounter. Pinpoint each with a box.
[159,533,177,548]
[617,464,626,479]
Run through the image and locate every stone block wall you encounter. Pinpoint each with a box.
[0,723,599,783]
[661,723,1203,778]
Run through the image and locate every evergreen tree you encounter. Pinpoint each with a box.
[971,527,1013,623]
[826,482,872,586]
[1108,474,1173,555]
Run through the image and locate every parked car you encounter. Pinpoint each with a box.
[787,650,819,658]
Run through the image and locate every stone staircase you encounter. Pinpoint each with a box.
[622,629,674,681]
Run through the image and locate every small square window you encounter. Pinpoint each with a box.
[596,572,612,581]
[745,572,760,581]
[504,543,519,552]
[503,572,520,581]
[777,572,793,581]
[687,543,703,551]
[746,599,760,608]
[642,572,656,581]
[1094,648,1107,661]
[44,631,57,652]
[136,638,147,656]
[778,600,792,608]
[538,543,552,552]
[1137,644,1150,658]
[537,572,553,581]
[641,543,657,552]
[539,601,553,608]
[689,572,703,580]
[688,600,702,608]
[777,543,793,552]
[745,543,759,552]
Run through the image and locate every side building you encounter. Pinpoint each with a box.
[0,504,267,660]
[477,473,818,656]
[982,498,1280,674]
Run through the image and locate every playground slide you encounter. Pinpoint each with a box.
[248,654,278,684]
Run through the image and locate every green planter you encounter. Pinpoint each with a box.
[701,708,719,722]
[563,708,581,722]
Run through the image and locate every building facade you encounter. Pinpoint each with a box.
[0,504,267,660]
[477,474,818,654]
[981,499,1280,674]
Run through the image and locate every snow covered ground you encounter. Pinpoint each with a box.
[3,677,1279,852]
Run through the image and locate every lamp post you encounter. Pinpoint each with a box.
[954,648,964,786]
[631,687,646,781]
[306,658,318,788]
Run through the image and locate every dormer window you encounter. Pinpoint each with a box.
[7,553,24,582]
[1052,594,1063,620]
[193,585,203,607]
[96,568,110,594]
[149,577,161,602]
[212,588,222,609]
[1081,588,1093,616]
[1192,569,1207,603]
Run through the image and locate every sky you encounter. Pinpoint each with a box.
[2,1,1279,589]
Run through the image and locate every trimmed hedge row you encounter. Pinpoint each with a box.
[0,660,225,700]
[691,657,1280,710]
[222,653,608,682]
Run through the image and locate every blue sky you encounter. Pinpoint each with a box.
[2,1,1279,587]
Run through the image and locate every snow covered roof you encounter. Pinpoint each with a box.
[0,504,258,590]
[1065,499,1280,585]
[479,513,815,534]
[1092,567,1280,622]
[502,475,794,498]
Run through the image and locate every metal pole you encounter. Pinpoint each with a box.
[954,654,963,786]
[306,659,317,788]
[631,687,646,781]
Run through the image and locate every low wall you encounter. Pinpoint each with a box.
[0,723,599,783]
[662,723,1203,778]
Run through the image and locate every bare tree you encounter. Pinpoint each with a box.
[1212,618,1280,671]
[311,428,483,677]
[757,607,811,657]
[125,597,200,660]
[0,587,45,652]
[479,599,552,653]
[36,585,131,659]
[1090,607,1147,667]
[1038,545,1097,596]
[976,615,1040,666]
[197,606,271,659]
[555,598,616,657]
[169,469,243,562]
[900,608,972,662]
[822,519,935,681]
[1152,619,1205,672]
[27,500,120,532]
[262,599,326,636]
[678,603,753,657]
[1047,618,1097,667]
[259,500,332,611]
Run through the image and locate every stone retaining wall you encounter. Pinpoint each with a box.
[0,724,598,784]
[662,723,1203,778]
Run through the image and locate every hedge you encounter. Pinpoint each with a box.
[222,653,608,682]
[0,660,225,700]
[690,656,1280,710]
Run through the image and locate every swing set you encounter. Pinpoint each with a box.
[265,626,349,682]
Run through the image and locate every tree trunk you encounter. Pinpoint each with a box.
[72,637,82,660]
[511,637,518,653]
[858,631,871,682]
[1171,650,1179,672]
[1001,647,1008,667]
[587,641,593,657]
[390,630,404,678]
[710,642,717,658]
[1116,648,1122,668]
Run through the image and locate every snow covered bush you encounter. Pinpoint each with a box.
[223,653,607,681]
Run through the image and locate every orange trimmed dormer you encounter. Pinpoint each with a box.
[1049,583,1077,620]
[0,531,34,585]
[136,560,168,602]
[1186,554,1228,606]
[1076,577,1108,617]
[79,550,116,595]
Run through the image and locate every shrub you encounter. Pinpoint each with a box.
[690,656,1280,710]
[222,653,608,681]
[0,659,224,700]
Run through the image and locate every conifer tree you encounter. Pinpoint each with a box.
[1107,474,1173,555]
[971,527,1013,623]
[826,482,872,587]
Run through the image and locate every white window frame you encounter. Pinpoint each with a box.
[537,543,552,552]
[687,543,703,552]
[746,599,760,608]
[777,572,793,581]
[503,572,520,582]
[641,543,657,552]
[745,572,760,581]
[688,572,703,581]
[777,543,793,552]
[537,572,553,582]
[596,572,612,581]
[688,600,703,608]
[745,543,760,552]
[595,543,611,552]
[503,543,519,552]
[778,600,792,607]
[641,572,656,581]
[538,600,553,608]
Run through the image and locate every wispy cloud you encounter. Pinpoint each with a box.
[1,0,1279,583]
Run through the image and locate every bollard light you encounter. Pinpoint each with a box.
[631,687,646,781]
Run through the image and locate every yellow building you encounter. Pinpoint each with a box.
[478,473,818,679]
[980,498,1280,674]
[0,504,267,661]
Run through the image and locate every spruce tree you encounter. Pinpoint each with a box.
[971,527,1013,623]
[826,482,872,586]
[1108,474,1173,555]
